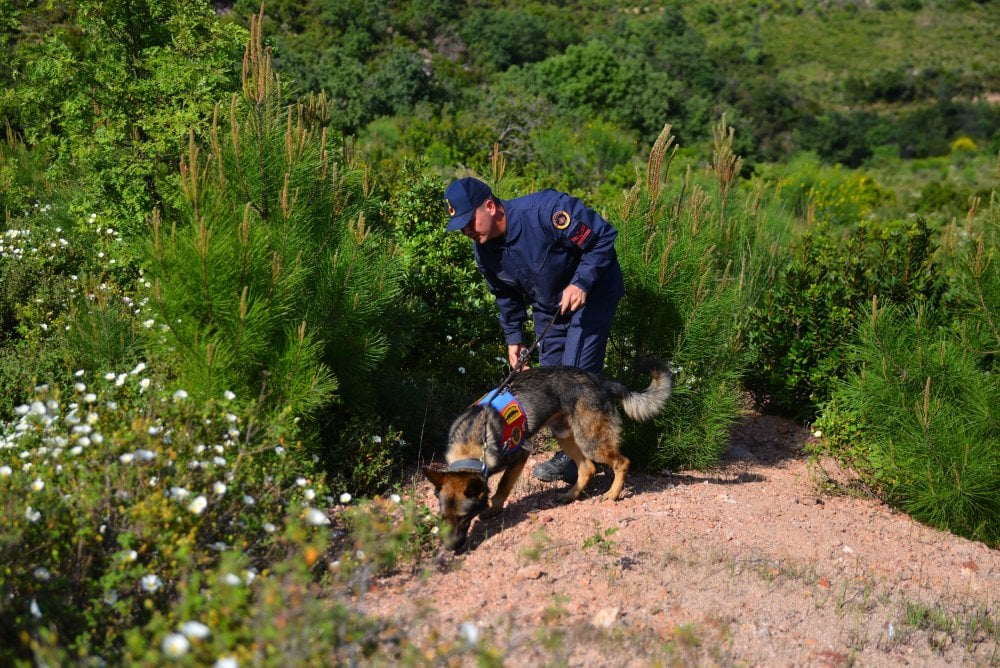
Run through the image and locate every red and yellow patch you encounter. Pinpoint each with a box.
[552,210,571,230]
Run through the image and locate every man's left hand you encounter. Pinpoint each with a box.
[560,284,588,314]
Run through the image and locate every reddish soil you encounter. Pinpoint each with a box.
[357,413,1000,666]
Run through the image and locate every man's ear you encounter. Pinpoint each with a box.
[423,466,447,491]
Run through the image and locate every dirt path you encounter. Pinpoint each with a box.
[357,414,1000,666]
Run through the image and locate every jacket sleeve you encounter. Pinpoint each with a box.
[551,193,619,294]
[476,261,528,346]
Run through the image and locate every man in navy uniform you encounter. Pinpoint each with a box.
[444,176,625,484]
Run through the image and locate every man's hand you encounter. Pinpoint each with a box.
[560,284,588,314]
[508,343,527,369]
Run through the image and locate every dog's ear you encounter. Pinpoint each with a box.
[423,466,448,491]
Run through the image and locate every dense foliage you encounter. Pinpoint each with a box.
[1,0,998,663]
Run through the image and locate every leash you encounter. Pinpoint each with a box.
[474,311,561,463]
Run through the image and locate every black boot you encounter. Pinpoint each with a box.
[532,452,578,484]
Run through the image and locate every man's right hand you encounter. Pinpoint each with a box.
[508,343,528,369]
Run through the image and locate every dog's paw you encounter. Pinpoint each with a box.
[480,503,503,519]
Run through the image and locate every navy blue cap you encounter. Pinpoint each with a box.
[444,178,492,232]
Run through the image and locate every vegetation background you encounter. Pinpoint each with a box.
[0,0,997,663]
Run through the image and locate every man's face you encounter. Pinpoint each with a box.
[460,201,503,244]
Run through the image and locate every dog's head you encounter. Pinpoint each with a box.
[423,466,489,552]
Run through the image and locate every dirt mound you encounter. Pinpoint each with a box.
[357,414,1000,666]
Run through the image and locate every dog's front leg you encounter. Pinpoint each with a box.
[482,454,527,518]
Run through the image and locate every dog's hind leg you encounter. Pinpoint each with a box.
[600,451,630,501]
[482,452,528,518]
[549,418,596,503]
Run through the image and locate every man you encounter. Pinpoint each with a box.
[444,176,625,484]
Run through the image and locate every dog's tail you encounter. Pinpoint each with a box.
[608,359,673,422]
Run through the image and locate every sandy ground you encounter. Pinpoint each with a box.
[355,413,1000,666]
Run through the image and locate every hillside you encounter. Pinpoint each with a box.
[359,414,1000,665]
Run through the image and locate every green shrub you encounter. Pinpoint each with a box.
[745,216,942,417]
[813,302,999,546]
[611,120,779,470]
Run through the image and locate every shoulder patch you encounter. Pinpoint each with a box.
[552,210,571,230]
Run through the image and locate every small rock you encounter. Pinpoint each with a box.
[516,565,543,580]
[591,607,619,629]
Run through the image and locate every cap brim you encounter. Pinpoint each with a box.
[446,211,473,232]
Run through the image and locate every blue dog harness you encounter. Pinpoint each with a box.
[446,387,528,477]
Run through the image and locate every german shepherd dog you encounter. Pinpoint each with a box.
[424,360,673,551]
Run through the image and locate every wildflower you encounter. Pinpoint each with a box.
[339,492,352,504]
[221,573,242,586]
[169,487,191,500]
[143,319,155,329]
[119,453,135,464]
[124,550,138,562]
[263,522,276,533]
[304,508,330,526]
[131,362,146,375]
[295,477,308,487]
[389,493,401,503]
[14,405,29,416]
[459,621,479,645]
[161,633,190,658]
[25,506,41,523]
[140,378,151,392]
[223,390,236,401]
[137,449,155,461]
[30,599,42,619]
[83,393,97,404]
[33,567,51,581]
[214,657,239,668]
[0,466,11,477]
[180,620,211,640]
[188,496,208,515]
[73,382,86,393]
[373,435,382,444]
[104,372,116,381]
[74,369,85,377]
[304,489,316,501]
[173,389,188,401]
[30,477,45,492]
[458,366,466,374]
[141,574,162,592]
[274,446,285,455]
[812,430,823,438]
[243,494,255,505]
[213,482,227,496]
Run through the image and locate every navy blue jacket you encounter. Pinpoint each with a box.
[474,190,625,346]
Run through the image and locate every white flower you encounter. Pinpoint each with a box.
[389,493,401,504]
[119,453,135,464]
[304,489,316,501]
[33,567,51,581]
[295,477,308,487]
[140,378,151,391]
[223,390,236,401]
[304,508,330,526]
[459,621,479,645]
[812,430,823,438]
[263,522,276,534]
[30,599,42,619]
[30,478,44,492]
[73,382,86,393]
[339,492,352,504]
[0,466,11,477]
[243,494,255,505]
[214,657,239,668]
[458,366,466,374]
[143,319,155,329]
[221,572,242,586]
[187,496,208,515]
[14,404,29,416]
[74,369,86,377]
[373,435,382,444]
[173,389,188,401]
[141,574,162,592]
[179,620,211,640]
[25,506,41,523]
[161,632,190,658]
[104,372,116,381]
[131,362,146,375]
[170,486,191,500]
[124,550,138,563]
[212,482,227,496]
[83,393,97,404]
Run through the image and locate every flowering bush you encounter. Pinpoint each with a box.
[0,369,325,662]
